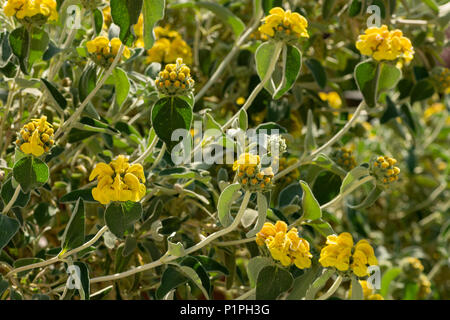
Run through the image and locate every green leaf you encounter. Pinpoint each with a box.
[420,0,439,14]
[143,0,165,49]
[41,78,67,110]
[180,256,211,298]
[273,45,302,99]
[378,63,402,92]
[305,268,334,300]
[304,109,317,152]
[1,178,30,209]
[73,261,90,300]
[305,219,335,237]
[380,267,401,298]
[194,256,229,275]
[299,180,322,221]
[247,257,273,288]
[347,185,383,209]
[151,97,193,151]
[354,60,379,108]
[61,198,85,253]
[287,264,320,300]
[410,79,435,104]
[340,166,370,194]
[104,201,143,239]
[0,215,20,251]
[351,275,364,300]
[9,27,49,74]
[255,41,277,95]
[239,109,248,131]
[114,243,132,272]
[246,192,268,238]
[93,9,104,36]
[111,0,144,44]
[306,153,347,177]
[113,67,130,107]
[34,203,52,227]
[217,183,242,227]
[78,64,97,110]
[305,58,327,89]
[59,188,95,203]
[256,265,293,299]
[13,156,49,193]
[156,266,189,299]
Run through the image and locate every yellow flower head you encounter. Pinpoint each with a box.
[89,155,146,205]
[319,92,342,109]
[424,102,445,120]
[86,36,131,68]
[155,58,195,95]
[4,0,58,23]
[233,153,274,191]
[256,221,312,269]
[146,26,192,65]
[16,116,55,157]
[356,25,414,64]
[371,155,400,186]
[258,7,309,42]
[319,232,378,277]
[236,97,246,106]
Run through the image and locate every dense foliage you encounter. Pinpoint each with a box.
[0,0,448,300]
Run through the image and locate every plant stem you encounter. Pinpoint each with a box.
[320,176,375,210]
[55,44,126,142]
[6,226,109,277]
[149,143,166,170]
[188,41,283,163]
[2,185,21,214]
[133,136,159,165]
[274,101,366,182]
[89,191,252,284]
[317,275,343,300]
[194,12,263,101]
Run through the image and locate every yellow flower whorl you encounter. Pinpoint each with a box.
[356,25,414,64]
[16,116,55,157]
[146,26,192,65]
[256,221,312,269]
[86,36,131,68]
[258,7,309,42]
[4,0,58,23]
[89,155,146,205]
[319,232,378,277]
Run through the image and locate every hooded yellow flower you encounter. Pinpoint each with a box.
[356,25,414,63]
[258,7,309,41]
[4,0,58,22]
[86,36,131,68]
[146,26,192,64]
[319,232,378,277]
[319,92,342,109]
[256,221,312,269]
[16,116,55,157]
[89,155,146,205]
